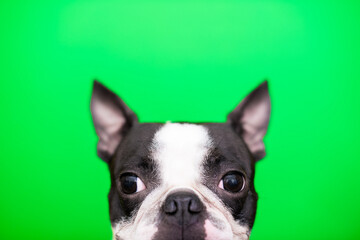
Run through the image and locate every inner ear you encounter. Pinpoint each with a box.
[90,80,138,162]
[227,81,271,161]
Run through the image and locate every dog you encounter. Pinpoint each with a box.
[90,80,270,240]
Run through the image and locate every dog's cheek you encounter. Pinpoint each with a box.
[112,222,158,240]
[203,219,250,240]
[204,219,233,240]
[136,223,158,240]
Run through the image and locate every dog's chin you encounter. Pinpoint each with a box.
[112,218,249,240]
[150,222,205,240]
[152,220,249,240]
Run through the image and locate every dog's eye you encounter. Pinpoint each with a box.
[120,173,146,194]
[218,172,245,193]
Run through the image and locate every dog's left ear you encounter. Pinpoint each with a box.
[90,81,138,163]
[227,81,271,161]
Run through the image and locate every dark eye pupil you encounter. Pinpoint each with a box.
[120,175,137,194]
[223,173,244,192]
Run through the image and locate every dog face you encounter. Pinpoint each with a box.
[90,81,270,240]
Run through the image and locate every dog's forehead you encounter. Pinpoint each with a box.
[203,123,254,176]
[151,123,213,186]
[113,122,253,184]
[112,123,162,173]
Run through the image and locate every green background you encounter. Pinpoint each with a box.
[1,0,359,239]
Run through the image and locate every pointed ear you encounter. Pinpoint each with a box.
[90,81,138,163]
[227,81,271,161]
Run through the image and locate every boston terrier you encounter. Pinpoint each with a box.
[90,80,270,240]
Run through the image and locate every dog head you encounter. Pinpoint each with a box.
[90,81,270,240]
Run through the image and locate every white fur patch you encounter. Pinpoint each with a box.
[151,123,212,188]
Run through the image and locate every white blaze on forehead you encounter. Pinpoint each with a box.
[151,123,212,187]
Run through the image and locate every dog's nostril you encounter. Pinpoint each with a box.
[188,199,203,214]
[164,199,178,214]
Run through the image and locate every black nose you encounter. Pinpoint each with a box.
[162,191,204,226]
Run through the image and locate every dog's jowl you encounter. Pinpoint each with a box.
[90,81,270,240]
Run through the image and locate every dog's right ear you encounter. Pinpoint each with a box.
[227,81,270,161]
[90,81,138,163]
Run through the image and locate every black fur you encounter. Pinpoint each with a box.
[109,123,163,222]
[202,123,257,228]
